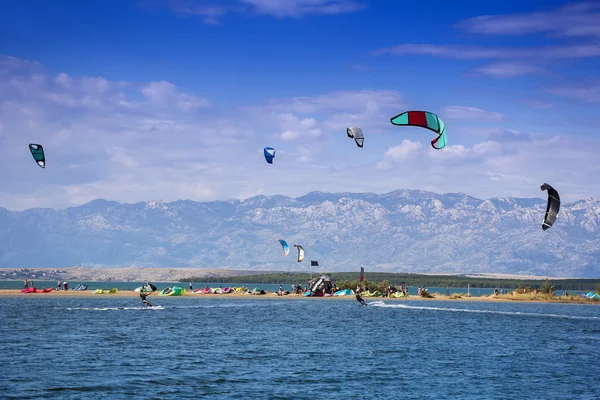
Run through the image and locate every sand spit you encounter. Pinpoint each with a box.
[1,289,598,304]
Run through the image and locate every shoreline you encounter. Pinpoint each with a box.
[1,289,598,304]
[1,267,590,283]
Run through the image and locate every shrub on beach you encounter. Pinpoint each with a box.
[516,285,532,294]
[336,279,396,293]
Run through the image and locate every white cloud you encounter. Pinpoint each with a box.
[375,133,600,202]
[382,140,423,162]
[0,54,407,210]
[140,0,366,24]
[373,43,600,60]
[2,54,600,210]
[243,89,404,145]
[454,1,600,38]
[472,62,546,78]
[442,106,504,121]
[546,81,600,103]
[141,81,211,110]
[276,113,321,141]
[240,0,366,18]
[517,99,554,109]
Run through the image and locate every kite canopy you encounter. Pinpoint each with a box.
[278,239,290,256]
[294,245,305,262]
[390,111,447,150]
[346,127,364,148]
[29,143,45,168]
[541,183,560,231]
[264,147,275,164]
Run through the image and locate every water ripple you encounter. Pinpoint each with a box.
[0,297,598,399]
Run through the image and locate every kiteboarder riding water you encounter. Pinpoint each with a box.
[355,286,367,306]
[140,291,152,307]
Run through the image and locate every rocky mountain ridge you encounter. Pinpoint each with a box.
[1,189,599,277]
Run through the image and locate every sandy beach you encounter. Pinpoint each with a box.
[2,289,598,304]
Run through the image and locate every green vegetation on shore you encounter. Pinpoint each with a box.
[181,272,600,291]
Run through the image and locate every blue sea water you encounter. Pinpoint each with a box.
[1,296,599,399]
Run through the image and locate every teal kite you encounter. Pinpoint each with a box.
[390,111,446,150]
[29,144,46,168]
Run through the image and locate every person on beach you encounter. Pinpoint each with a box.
[63,281,68,291]
[23,279,28,289]
[30,280,34,288]
[189,282,193,292]
[57,280,61,291]
[140,291,153,307]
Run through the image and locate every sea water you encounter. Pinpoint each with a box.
[0,296,598,399]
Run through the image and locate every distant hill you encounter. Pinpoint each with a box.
[1,189,599,277]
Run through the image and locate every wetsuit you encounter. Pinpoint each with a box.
[355,293,367,306]
[140,292,152,307]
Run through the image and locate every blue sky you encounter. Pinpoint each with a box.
[0,0,599,210]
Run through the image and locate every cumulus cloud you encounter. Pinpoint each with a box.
[376,139,423,169]
[375,132,600,201]
[2,54,600,211]
[0,54,405,210]
[277,113,321,141]
[243,89,404,143]
[141,81,210,110]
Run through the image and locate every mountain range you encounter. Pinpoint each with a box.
[1,189,599,278]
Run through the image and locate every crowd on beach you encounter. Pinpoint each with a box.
[22,279,91,292]
[14,277,600,302]
[22,279,69,290]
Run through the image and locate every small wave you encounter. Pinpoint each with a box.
[170,303,252,309]
[65,303,254,311]
[368,301,600,321]
[66,306,165,311]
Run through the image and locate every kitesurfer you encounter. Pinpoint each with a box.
[355,286,366,306]
[140,291,153,307]
[356,292,367,306]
